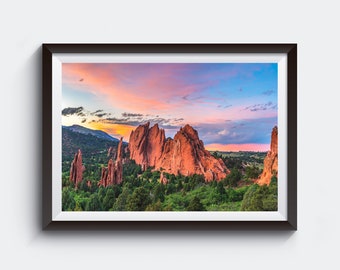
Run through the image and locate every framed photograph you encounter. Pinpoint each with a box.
[42,44,297,230]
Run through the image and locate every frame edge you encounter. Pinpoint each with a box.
[42,43,298,231]
[287,44,298,230]
[42,44,53,229]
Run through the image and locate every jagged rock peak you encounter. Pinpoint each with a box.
[69,149,85,187]
[128,123,229,181]
[180,124,199,139]
[257,126,278,186]
[117,137,123,161]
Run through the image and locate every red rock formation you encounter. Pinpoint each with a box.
[107,146,116,158]
[86,180,92,188]
[129,122,150,168]
[117,137,123,160]
[69,149,85,187]
[129,123,229,181]
[99,137,124,186]
[159,171,168,184]
[122,145,129,164]
[257,126,278,186]
[100,159,115,187]
[115,137,123,185]
[146,124,165,167]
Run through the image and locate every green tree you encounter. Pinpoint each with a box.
[145,201,162,211]
[216,181,227,202]
[241,181,277,211]
[141,168,153,179]
[126,187,151,211]
[163,205,173,211]
[152,184,165,203]
[62,172,70,187]
[151,171,161,183]
[176,180,183,191]
[166,182,176,195]
[226,187,238,202]
[270,175,278,186]
[62,187,75,211]
[102,188,116,210]
[224,168,242,187]
[245,165,261,179]
[79,179,90,192]
[210,180,217,188]
[212,151,221,159]
[189,174,205,189]
[112,187,130,211]
[86,193,102,211]
[74,202,83,211]
[187,196,205,211]
[123,160,142,178]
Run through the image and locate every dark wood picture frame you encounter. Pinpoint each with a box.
[42,43,297,230]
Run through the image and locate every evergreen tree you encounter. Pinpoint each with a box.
[102,188,116,210]
[86,193,102,211]
[62,187,76,211]
[112,187,130,211]
[126,187,151,211]
[187,196,205,211]
[216,181,227,202]
[224,168,242,187]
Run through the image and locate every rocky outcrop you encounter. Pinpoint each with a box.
[108,143,129,164]
[86,180,92,188]
[115,137,123,185]
[100,159,115,187]
[257,126,278,186]
[107,146,116,158]
[69,149,85,187]
[159,171,168,184]
[129,123,229,182]
[128,122,149,165]
[99,137,124,187]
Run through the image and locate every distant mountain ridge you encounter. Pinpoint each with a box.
[62,125,127,163]
[63,124,119,142]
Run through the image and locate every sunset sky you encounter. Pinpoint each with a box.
[62,63,277,152]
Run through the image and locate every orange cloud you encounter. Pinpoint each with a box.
[86,121,135,142]
[205,143,270,152]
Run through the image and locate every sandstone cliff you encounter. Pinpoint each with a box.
[129,122,165,170]
[99,137,124,187]
[257,126,278,185]
[69,149,85,187]
[129,123,229,182]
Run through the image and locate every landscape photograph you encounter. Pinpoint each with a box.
[61,62,278,212]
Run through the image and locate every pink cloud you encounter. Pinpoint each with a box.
[205,143,270,152]
[62,63,215,114]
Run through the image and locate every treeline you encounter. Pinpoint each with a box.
[211,151,266,170]
[62,127,119,163]
[62,160,277,211]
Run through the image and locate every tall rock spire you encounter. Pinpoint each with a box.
[69,149,85,187]
[115,137,123,185]
[257,126,278,185]
[99,137,124,187]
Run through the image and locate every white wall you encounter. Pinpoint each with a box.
[1,0,339,269]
